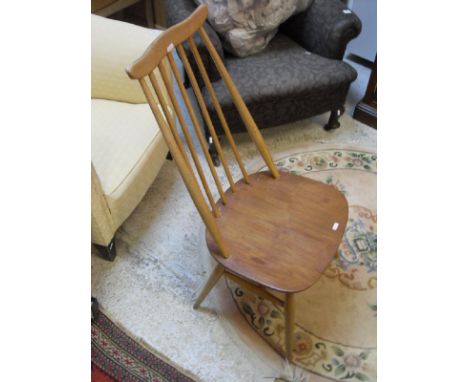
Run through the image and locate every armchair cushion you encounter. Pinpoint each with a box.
[204,33,357,133]
[281,0,362,59]
[91,99,168,229]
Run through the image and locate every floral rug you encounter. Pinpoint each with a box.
[226,148,377,381]
[92,310,196,382]
[92,113,377,382]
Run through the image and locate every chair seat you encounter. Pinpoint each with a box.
[206,171,349,293]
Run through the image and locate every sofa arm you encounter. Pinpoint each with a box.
[165,0,224,83]
[281,0,362,60]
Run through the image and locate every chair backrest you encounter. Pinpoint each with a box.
[126,4,279,258]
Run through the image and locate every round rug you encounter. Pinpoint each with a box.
[226,147,377,381]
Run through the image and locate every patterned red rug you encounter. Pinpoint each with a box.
[92,310,196,382]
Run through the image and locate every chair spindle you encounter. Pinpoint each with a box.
[198,26,279,179]
[176,44,237,192]
[156,63,220,216]
[138,76,229,258]
[187,36,250,184]
[149,72,186,155]
[165,51,227,205]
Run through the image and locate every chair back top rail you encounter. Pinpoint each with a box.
[126,5,208,79]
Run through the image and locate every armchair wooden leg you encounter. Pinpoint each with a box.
[94,238,117,261]
[144,0,155,28]
[194,264,224,309]
[206,131,220,167]
[324,107,344,131]
[285,293,296,363]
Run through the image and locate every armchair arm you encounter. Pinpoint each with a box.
[281,0,362,60]
[165,0,224,83]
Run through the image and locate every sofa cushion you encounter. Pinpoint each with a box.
[204,33,357,132]
[92,99,169,227]
[223,33,356,103]
[92,15,165,104]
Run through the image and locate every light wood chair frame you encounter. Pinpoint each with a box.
[127,5,301,361]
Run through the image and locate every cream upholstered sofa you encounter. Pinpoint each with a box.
[92,15,172,260]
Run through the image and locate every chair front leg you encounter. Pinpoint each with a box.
[193,264,224,309]
[285,293,296,363]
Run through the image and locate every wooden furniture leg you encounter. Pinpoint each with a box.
[353,56,377,128]
[152,0,166,28]
[144,0,155,27]
[324,108,342,131]
[91,297,100,320]
[285,293,295,362]
[194,264,225,309]
[206,131,220,167]
[94,238,117,261]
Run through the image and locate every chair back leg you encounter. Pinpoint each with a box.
[285,293,296,362]
[193,264,225,309]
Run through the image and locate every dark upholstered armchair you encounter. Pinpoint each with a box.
[165,0,361,161]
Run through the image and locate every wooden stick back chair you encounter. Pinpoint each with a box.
[126,4,349,363]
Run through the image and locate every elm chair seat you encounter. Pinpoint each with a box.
[206,171,348,293]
